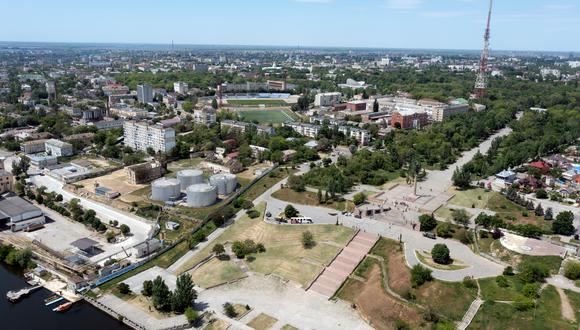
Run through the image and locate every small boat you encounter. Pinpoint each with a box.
[53,301,73,312]
[44,294,64,306]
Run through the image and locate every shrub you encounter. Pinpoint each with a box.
[352,192,366,205]
[463,277,477,289]
[435,223,452,238]
[142,280,153,296]
[564,261,580,280]
[513,297,535,311]
[184,307,199,324]
[503,266,514,276]
[302,231,315,249]
[522,283,540,298]
[411,265,432,287]
[120,224,130,235]
[495,276,509,288]
[518,260,549,283]
[431,244,451,264]
[246,209,260,218]
[223,302,237,318]
[535,189,548,199]
[117,283,131,295]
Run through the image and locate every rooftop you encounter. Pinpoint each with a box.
[0,196,41,218]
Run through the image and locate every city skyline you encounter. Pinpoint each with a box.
[0,0,579,52]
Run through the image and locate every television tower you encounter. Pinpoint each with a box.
[474,0,493,99]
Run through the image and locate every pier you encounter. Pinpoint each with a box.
[6,284,43,302]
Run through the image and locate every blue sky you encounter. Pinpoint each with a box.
[1,0,578,51]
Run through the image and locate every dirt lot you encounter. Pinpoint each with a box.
[78,169,146,196]
[337,265,425,330]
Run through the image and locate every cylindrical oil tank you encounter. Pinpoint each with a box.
[177,169,204,191]
[151,178,181,201]
[186,183,217,208]
[209,173,237,195]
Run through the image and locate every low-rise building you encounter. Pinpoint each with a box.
[338,126,371,146]
[21,139,49,154]
[283,122,320,138]
[391,109,428,129]
[0,170,13,194]
[27,153,58,169]
[94,119,124,131]
[346,100,367,112]
[132,238,162,258]
[109,104,148,119]
[314,92,342,107]
[193,108,217,126]
[45,139,74,157]
[125,161,165,184]
[220,120,274,135]
[0,195,45,232]
[173,82,188,94]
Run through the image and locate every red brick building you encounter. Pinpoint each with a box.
[390,111,428,129]
[346,101,367,111]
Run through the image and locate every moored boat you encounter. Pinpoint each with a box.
[52,301,73,312]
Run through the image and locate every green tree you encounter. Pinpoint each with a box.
[535,189,548,199]
[212,243,225,256]
[431,244,451,264]
[373,99,379,112]
[284,204,298,218]
[117,283,131,295]
[152,275,172,312]
[352,192,367,205]
[211,98,218,109]
[544,207,553,220]
[534,203,544,216]
[518,261,549,283]
[171,273,197,313]
[410,265,432,287]
[419,214,437,232]
[552,211,575,236]
[564,261,580,280]
[452,166,471,189]
[120,224,131,235]
[451,209,470,227]
[142,280,153,296]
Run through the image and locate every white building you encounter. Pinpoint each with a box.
[173,82,188,94]
[314,92,342,107]
[193,108,217,126]
[123,121,176,153]
[338,126,371,146]
[45,139,74,157]
[283,122,320,138]
[137,84,153,103]
[0,196,45,232]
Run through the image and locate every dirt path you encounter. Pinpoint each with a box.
[555,286,576,322]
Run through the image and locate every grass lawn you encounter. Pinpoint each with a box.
[469,285,576,329]
[238,109,296,124]
[565,289,580,322]
[203,318,229,330]
[449,188,552,232]
[247,313,278,330]
[415,250,469,270]
[477,237,562,274]
[280,325,299,330]
[353,257,378,279]
[189,258,246,288]
[478,276,526,301]
[240,167,297,202]
[175,202,354,287]
[167,157,203,172]
[228,99,288,106]
[232,303,251,320]
[271,188,353,212]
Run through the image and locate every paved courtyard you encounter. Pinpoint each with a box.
[500,232,567,257]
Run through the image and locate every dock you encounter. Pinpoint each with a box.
[6,284,43,302]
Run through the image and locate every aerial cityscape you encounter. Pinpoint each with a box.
[0,0,579,329]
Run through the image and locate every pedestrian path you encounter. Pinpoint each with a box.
[308,231,379,298]
[456,298,483,330]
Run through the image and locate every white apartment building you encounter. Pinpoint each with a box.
[338,126,371,146]
[193,108,217,126]
[314,92,342,107]
[123,121,176,153]
[173,82,188,94]
[45,139,74,157]
[283,123,321,138]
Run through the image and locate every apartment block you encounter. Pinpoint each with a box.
[123,121,176,153]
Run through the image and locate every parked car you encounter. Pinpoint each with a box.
[423,232,436,239]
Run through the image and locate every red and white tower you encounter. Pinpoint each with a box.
[474,0,493,99]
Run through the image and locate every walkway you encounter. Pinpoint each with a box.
[456,298,483,330]
[309,231,379,297]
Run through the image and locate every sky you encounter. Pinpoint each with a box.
[0,0,579,52]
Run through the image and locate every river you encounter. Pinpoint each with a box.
[0,263,128,330]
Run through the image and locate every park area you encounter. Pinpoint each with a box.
[176,202,355,287]
[226,99,289,107]
[336,238,477,329]
[271,188,354,212]
[237,109,299,124]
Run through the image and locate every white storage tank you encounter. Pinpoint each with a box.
[177,169,204,191]
[209,173,237,195]
[151,178,181,201]
[186,183,217,208]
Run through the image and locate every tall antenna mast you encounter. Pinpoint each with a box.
[474,0,493,99]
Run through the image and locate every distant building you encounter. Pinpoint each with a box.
[94,119,124,131]
[0,196,45,232]
[338,126,371,146]
[102,84,130,96]
[109,103,147,119]
[314,92,342,107]
[173,82,188,94]
[27,153,58,169]
[266,80,287,91]
[123,121,176,153]
[45,139,74,157]
[220,120,274,135]
[193,108,217,126]
[132,238,162,258]
[137,84,153,103]
[125,161,165,185]
[347,101,367,112]
[338,78,370,90]
[283,122,320,138]
[433,103,470,122]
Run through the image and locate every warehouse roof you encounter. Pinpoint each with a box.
[0,196,41,219]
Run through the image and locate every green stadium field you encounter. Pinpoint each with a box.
[226,99,288,107]
[238,109,299,124]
